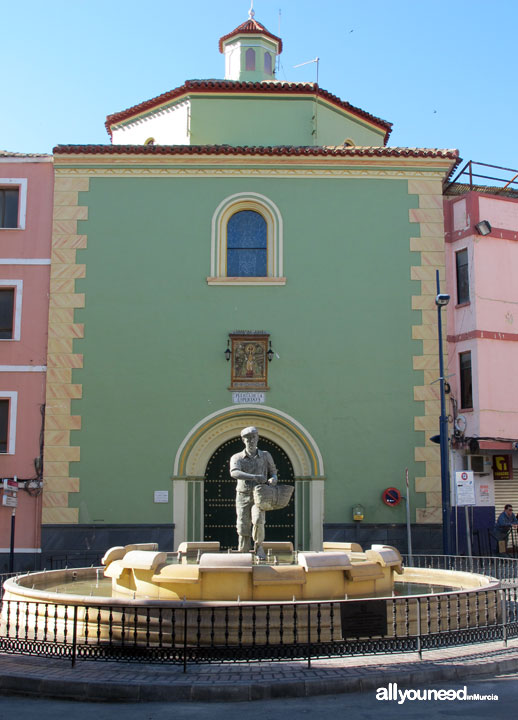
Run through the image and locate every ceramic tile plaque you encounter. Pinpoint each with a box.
[229,332,269,390]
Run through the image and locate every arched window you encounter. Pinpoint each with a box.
[227,210,267,277]
[245,48,256,71]
[208,193,285,286]
[264,52,272,75]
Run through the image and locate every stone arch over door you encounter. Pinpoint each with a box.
[172,405,325,550]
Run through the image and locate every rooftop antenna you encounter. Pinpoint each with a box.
[293,57,319,85]
[277,8,282,74]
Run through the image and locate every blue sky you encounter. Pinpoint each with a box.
[3,0,516,175]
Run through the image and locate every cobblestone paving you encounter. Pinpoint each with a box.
[0,640,517,701]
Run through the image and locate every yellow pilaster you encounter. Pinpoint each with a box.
[42,175,89,525]
[408,176,447,525]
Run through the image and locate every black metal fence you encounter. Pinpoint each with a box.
[0,591,506,669]
[403,553,518,584]
[0,552,106,575]
[473,527,518,559]
[1,554,516,669]
[42,552,105,570]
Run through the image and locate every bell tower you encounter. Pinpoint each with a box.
[219,4,282,82]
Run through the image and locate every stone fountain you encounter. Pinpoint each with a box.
[1,540,500,649]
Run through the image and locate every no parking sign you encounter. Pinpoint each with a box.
[382,487,402,507]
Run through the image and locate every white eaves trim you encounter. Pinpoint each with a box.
[0,157,52,163]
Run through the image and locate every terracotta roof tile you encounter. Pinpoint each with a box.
[218,18,282,54]
[445,182,518,198]
[105,80,392,142]
[53,143,459,165]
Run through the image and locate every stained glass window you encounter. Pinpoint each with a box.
[227,210,267,277]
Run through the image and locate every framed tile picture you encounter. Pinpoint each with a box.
[230,332,270,390]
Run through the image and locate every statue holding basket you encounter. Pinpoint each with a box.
[230,426,294,559]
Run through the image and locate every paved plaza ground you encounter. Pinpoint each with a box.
[0,636,517,705]
[0,672,515,720]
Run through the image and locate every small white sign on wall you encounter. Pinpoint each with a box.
[232,392,265,404]
[455,471,476,506]
[154,490,169,504]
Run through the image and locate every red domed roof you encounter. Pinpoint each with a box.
[219,18,282,54]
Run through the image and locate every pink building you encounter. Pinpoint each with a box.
[0,151,53,570]
[444,162,518,546]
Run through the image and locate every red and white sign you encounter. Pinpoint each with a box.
[382,487,402,507]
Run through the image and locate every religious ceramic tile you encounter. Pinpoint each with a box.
[229,332,269,390]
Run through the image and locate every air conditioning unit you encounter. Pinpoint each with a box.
[466,455,490,475]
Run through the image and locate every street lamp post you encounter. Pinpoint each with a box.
[435,269,451,556]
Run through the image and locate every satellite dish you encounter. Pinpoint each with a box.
[455,414,467,433]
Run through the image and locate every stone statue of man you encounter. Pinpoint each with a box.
[230,426,277,559]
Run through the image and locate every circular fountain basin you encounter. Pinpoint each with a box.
[1,542,501,648]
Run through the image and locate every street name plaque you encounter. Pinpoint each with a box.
[232,392,265,404]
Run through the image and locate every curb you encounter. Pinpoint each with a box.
[1,647,518,702]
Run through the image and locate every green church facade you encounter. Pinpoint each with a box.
[42,16,458,558]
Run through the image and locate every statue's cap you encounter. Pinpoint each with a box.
[241,426,258,438]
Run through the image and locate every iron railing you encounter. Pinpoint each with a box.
[42,552,105,570]
[0,552,105,575]
[473,527,518,559]
[403,553,518,584]
[446,160,518,192]
[1,553,516,669]
[0,590,505,669]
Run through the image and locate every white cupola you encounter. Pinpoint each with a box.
[219,5,282,82]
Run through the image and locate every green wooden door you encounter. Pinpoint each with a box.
[204,437,295,550]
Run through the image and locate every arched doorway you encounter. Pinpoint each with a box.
[204,436,295,550]
[172,405,325,550]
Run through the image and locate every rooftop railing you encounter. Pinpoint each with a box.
[446,160,518,192]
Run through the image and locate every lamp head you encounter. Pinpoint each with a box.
[475,220,491,236]
[435,293,450,307]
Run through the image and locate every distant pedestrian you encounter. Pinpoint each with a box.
[495,504,518,553]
